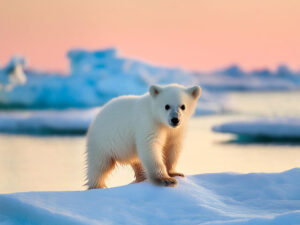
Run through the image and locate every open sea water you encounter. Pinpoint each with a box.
[1,91,300,193]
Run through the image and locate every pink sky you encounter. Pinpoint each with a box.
[0,0,299,72]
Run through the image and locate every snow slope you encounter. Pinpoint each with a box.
[1,169,300,225]
[213,118,300,139]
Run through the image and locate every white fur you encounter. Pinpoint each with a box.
[86,83,201,188]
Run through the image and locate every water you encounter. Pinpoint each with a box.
[1,92,300,194]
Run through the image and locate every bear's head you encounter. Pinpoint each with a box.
[149,84,201,128]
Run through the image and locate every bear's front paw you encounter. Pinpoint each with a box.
[152,177,177,187]
[168,172,184,177]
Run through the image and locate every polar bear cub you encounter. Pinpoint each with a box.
[86,83,201,189]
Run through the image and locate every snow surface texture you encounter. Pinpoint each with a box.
[213,118,300,139]
[1,169,300,225]
[0,108,99,135]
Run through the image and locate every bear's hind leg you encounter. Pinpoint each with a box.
[87,157,116,189]
[131,162,146,183]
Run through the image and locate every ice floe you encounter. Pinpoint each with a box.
[213,118,300,139]
[1,169,300,225]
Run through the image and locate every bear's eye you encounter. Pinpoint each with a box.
[165,104,170,110]
[180,105,185,110]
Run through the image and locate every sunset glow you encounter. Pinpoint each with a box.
[1,0,299,72]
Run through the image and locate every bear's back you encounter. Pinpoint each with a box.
[87,94,150,159]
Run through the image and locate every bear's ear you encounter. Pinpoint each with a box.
[149,85,162,98]
[186,86,201,100]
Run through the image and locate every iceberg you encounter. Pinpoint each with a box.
[213,118,300,139]
[1,48,299,111]
[0,49,209,110]
[0,56,27,91]
[1,169,300,224]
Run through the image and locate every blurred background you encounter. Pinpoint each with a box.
[1,0,300,194]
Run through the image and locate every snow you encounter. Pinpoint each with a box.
[1,168,300,225]
[213,118,300,139]
[0,108,99,135]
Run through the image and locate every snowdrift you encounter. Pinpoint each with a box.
[213,118,300,139]
[1,169,300,225]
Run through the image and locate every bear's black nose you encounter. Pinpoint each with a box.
[171,118,179,126]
